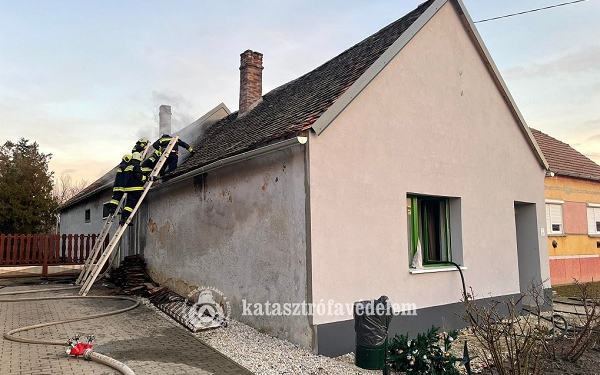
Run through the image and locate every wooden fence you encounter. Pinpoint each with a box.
[0,234,105,276]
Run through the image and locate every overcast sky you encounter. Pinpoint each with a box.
[1,0,599,185]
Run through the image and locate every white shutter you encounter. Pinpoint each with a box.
[546,204,563,234]
[545,205,552,233]
[588,207,596,235]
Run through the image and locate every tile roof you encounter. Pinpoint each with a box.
[175,0,435,176]
[61,0,435,209]
[530,128,600,181]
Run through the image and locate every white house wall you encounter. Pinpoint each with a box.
[140,145,312,348]
[308,1,548,327]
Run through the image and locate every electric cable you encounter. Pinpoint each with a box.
[474,0,591,23]
[0,284,139,374]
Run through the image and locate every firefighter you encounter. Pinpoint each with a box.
[152,133,194,176]
[131,137,150,154]
[119,152,147,226]
[107,154,131,216]
[141,149,163,176]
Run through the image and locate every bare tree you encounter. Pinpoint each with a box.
[53,174,88,206]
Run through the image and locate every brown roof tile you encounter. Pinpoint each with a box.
[530,128,600,181]
[176,0,435,175]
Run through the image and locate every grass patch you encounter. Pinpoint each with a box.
[553,281,600,297]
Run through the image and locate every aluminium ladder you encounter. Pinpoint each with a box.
[75,145,152,285]
[78,136,180,296]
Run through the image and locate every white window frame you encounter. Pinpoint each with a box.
[587,203,600,236]
[545,200,563,235]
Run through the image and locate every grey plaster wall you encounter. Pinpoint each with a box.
[140,145,312,348]
[59,190,112,236]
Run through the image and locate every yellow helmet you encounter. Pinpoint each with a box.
[122,154,132,163]
[138,137,149,145]
[132,152,142,161]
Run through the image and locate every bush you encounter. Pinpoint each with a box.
[388,326,461,374]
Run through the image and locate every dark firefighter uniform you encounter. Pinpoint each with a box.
[107,155,131,215]
[141,149,163,176]
[119,152,147,226]
[132,137,149,154]
[152,134,194,176]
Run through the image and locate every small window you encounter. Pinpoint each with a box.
[102,202,111,219]
[587,205,600,235]
[545,203,563,235]
[408,195,451,266]
[84,209,91,223]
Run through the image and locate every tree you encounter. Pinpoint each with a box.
[53,173,88,206]
[0,138,58,233]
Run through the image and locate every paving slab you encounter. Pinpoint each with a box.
[0,281,253,375]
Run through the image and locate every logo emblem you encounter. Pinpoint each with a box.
[185,286,231,331]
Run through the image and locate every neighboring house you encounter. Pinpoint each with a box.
[531,128,600,285]
[60,0,551,356]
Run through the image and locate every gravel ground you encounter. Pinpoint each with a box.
[141,298,381,375]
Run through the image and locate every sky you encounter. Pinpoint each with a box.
[1,0,599,186]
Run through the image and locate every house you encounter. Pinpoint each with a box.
[530,128,600,286]
[60,0,551,356]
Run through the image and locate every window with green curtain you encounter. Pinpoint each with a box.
[408,195,451,266]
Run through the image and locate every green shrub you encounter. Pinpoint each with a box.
[388,326,461,374]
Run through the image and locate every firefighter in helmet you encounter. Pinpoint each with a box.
[141,149,163,176]
[132,137,150,154]
[107,154,131,216]
[119,152,147,226]
[152,133,194,176]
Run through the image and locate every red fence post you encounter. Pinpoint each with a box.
[24,234,32,264]
[67,234,73,264]
[54,235,60,265]
[42,235,49,276]
[0,234,5,265]
[9,235,17,265]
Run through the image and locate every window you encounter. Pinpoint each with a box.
[587,204,600,235]
[102,202,111,219]
[407,195,451,266]
[84,209,91,223]
[545,201,563,235]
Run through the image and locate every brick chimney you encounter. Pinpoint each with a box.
[239,50,263,115]
[159,105,171,135]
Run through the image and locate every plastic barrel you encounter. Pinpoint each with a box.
[355,344,385,370]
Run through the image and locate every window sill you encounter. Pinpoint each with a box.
[547,234,566,237]
[409,266,467,274]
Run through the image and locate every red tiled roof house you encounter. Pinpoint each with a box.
[531,128,600,285]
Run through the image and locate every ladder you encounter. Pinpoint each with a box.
[78,136,179,296]
[75,145,152,286]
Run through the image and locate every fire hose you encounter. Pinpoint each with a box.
[0,285,138,375]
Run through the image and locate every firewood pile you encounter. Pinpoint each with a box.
[110,254,157,294]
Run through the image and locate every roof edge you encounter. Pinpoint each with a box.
[189,102,231,128]
[59,182,112,211]
[551,170,600,182]
[157,136,308,189]
[311,0,447,135]
[59,102,232,212]
[451,0,548,170]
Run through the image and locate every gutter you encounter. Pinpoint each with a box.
[157,135,308,189]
